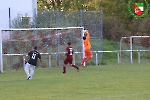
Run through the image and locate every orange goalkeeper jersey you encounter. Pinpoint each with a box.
[83,30,91,49]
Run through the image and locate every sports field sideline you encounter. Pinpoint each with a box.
[0,63,150,100]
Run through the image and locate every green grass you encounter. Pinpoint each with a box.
[1,64,150,100]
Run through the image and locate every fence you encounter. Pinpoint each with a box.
[3,49,150,69]
[120,36,150,64]
[0,9,104,71]
[2,50,119,70]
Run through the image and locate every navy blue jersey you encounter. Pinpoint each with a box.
[28,50,41,66]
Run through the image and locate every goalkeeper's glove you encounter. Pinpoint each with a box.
[83,36,86,40]
[24,60,27,64]
[24,61,27,64]
[83,32,87,40]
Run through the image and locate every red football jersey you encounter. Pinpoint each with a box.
[66,46,73,56]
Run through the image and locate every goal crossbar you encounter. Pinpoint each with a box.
[0,27,84,73]
[120,36,150,64]
[1,27,84,31]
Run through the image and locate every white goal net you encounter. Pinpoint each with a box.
[0,27,84,73]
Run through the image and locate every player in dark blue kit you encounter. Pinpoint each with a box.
[24,46,41,80]
[63,42,79,73]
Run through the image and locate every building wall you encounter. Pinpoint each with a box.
[0,0,37,28]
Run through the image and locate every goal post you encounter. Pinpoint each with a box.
[120,36,150,64]
[0,28,3,73]
[0,27,84,73]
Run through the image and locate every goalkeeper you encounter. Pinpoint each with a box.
[81,30,93,68]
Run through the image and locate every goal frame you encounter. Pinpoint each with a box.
[0,28,3,73]
[120,36,150,64]
[0,27,85,73]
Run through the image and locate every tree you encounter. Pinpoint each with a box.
[36,0,150,41]
[37,0,62,10]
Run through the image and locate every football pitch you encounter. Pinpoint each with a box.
[0,64,150,100]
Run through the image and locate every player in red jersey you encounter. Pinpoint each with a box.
[63,42,79,73]
[81,30,93,68]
